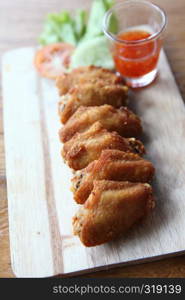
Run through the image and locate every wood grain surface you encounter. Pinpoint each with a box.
[3,48,185,277]
[1,0,185,278]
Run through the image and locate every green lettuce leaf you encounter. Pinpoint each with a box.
[81,0,115,41]
[73,10,87,41]
[39,1,116,46]
[39,11,84,46]
[38,1,117,70]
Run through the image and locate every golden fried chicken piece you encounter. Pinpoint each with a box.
[62,122,145,170]
[71,150,155,204]
[57,66,128,124]
[58,84,128,124]
[56,65,127,96]
[59,105,142,143]
[73,180,155,247]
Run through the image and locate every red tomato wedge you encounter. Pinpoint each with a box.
[34,43,75,79]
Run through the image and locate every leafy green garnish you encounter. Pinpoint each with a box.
[82,0,113,40]
[39,0,116,46]
[73,10,87,41]
[39,0,117,69]
[39,10,86,46]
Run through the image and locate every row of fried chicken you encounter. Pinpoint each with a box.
[56,66,155,247]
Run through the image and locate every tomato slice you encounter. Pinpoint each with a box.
[34,43,75,79]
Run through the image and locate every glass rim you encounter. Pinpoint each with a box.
[102,0,167,45]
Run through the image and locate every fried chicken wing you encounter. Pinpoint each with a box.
[73,180,155,247]
[71,150,155,204]
[56,65,127,95]
[62,122,145,170]
[58,84,128,124]
[57,66,128,124]
[59,105,142,143]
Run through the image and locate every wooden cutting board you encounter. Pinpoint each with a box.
[2,47,185,278]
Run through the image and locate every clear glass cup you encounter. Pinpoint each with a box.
[103,0,167,88]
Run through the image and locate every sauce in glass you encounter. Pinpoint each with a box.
[114,30,161,78]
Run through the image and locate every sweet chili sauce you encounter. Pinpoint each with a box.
[113,30,161,78]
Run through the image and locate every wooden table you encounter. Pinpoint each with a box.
[1,0,185,278]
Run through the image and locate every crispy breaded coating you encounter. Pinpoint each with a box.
[57,66,128,124]
[59,105,142,142]
[62,122,145,170]
[73,180,155,247]
[71,150,155,204]
[56,65,126,96]
[58,84,128,124]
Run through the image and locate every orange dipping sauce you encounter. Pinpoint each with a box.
[114,30,161,78]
